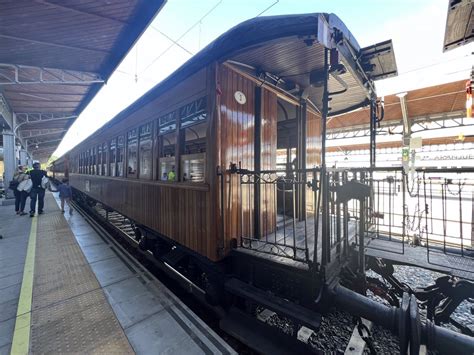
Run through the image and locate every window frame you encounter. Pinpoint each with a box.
[109,137,117,177]
[126,128,138,178]
[139,122,153,180]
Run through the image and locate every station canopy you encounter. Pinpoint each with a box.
[327,79,469,151]
[0,0,166,162]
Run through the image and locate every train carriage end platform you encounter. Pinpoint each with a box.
[0,192,235,355]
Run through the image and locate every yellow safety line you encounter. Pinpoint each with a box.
[10,217,37,355]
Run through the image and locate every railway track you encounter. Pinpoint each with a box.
[70,199,393,353]
[71,198,474,354]
[70,199,256,354]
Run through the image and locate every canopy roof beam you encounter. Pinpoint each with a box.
[0,93,13,129]
[32,0,130,26]
[0,63,104,85]
[0,33,110,55]
[14,113,76,132]
[20,128,66,139]
[27,137,63,148]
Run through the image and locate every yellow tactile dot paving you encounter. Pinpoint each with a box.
[16,195,134,354]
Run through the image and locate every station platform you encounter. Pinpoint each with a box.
[0,192,235,354]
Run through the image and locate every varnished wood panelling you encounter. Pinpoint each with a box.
[70,174,215,260]
[260,89,277,235]
[219,65,255,248]
[218,65,278,250]
[306,110,321,168]
[306,110,321,213]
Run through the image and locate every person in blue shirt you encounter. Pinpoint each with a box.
[57,178,73,215]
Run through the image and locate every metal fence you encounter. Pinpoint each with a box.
[224,165,474,273]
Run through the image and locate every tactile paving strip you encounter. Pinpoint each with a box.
[30,195,133,354]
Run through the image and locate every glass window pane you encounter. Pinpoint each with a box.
[92,147,96,175]
[179,96,207,128]
[158,111,176,135]
[102,142,108,176]
[159,132,175,181]
[117,136,124,177]
[139,123,152,179]
[109,139,116,176]
[127,129,138,176]
[181,121,206,182]
[97,145,102,175]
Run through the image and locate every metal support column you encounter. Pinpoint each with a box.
[369,99,376,168]
[2,130,15,199]
[298,99,307,221]
[19,149,28,166]
[254,86,262,238]
[320,48,330,267]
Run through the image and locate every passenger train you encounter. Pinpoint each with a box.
[52,13,474,354]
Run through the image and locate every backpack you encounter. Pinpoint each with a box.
[41,175,50,189]
[8,179,19,190]
[18,179,32,193]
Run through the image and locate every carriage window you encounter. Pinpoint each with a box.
[127,129,138,177]
[109,138,116,177]
[97,145,102,175]
[179,96,207,128]
[178,97,207,183]
[86,149,91,174]
[158,111,176,135]
[139,123,152,179]
[102,142,108,176]
[79,153,82,174]
[90,149,94,174]
[92,147,96,175]
[181,121,206,182]
[117,135,124,177]
[159,132,176,181]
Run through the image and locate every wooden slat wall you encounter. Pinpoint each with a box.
[260,89,277,235]
[70,174,214,259]
[306,109,321,213]
[306,110,321,167]
[218,64,278,251]
[219,65,254,248]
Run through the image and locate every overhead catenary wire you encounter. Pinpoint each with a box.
[151,26,194,56]
[140,0,280,77]
[141,0,223,75]
[255,0,279,17]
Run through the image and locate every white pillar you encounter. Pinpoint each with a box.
[19,149,28,166]
[3,130,15,199]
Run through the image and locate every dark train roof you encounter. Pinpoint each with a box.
[75,12,398,149]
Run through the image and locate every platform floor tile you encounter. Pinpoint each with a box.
[27,195,134,354]
[0,196,33,354]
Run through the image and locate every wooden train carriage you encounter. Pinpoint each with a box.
[53,13,395,262]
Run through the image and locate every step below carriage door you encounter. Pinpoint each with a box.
[253,86,277,239]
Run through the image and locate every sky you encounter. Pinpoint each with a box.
[52,0,473,157]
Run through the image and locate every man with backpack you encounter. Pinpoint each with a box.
[28,161,48,217]
[11,165,30,215]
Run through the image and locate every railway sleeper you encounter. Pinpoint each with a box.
[225,278,322,332]
[72,190,474,354]
[220,307,318,355]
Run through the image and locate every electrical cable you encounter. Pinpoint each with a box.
[150,26,194,56]
[141,0,223,75]
[255,0,279,17]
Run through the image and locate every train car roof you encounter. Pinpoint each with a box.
[67,12,397,154]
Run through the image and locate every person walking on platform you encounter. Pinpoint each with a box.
[57,178,73,215]
[12,166,31,215]
[28,161,47,217]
